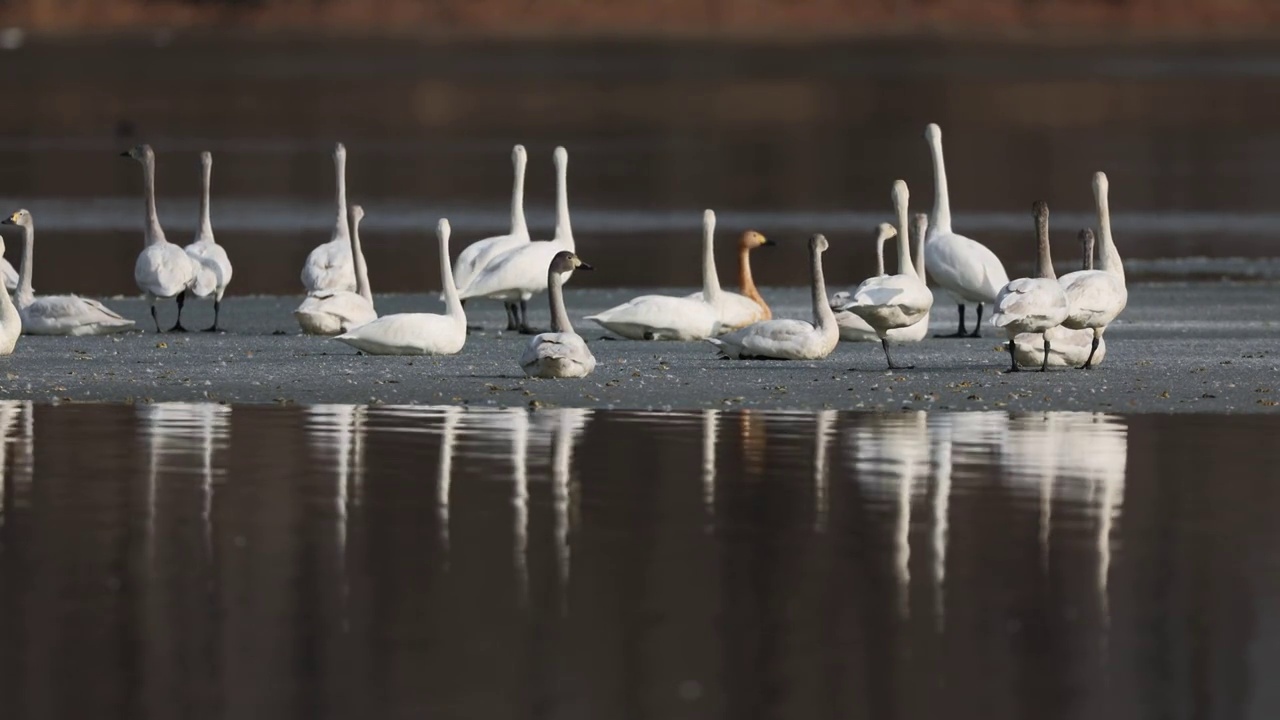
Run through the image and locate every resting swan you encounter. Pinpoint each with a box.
[686,229,775,328]
[1056,171,1127,369]
[709,233,838,361]
[450,144,530,330]
[1015,229,1107,369]
[520,251,596,378]
[922,123,1009,338]
[335,219,466,355]
[294,205,377,335]
[121,144,197,333]
[838,180,933,369]
[184,151,234,331]
[2,209,134,335]
[991,201,1069,372]
[583,209,723,341]
[0,234,20,354]
[300,142,357,294]
[458,146,573,334]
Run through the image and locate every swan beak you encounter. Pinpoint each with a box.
[762,238,777,247]
[119,150,130,157]
[577,262,594,271]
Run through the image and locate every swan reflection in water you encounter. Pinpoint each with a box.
[140,402,232,561]
[0,400,31,527]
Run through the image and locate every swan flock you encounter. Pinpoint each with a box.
[0,125,1125,382]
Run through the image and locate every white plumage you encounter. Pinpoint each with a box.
[0,235,20,354]
[521,251,597,378]
[1,259,16,292]
[295,205,376,335]
[184,151,234,331]
[1055,172,1127,369]
[300,142,357,294]
[991,201,1069,372]
[684,229,774,329]
[122,144,197,332]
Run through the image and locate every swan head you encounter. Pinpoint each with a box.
[553,146,568,169]
[513,144,527,165]
[810,234,829,254]
[892,179,909,210]
[334,142,347,161]
[436,218,450,243]
[350,204,365,225]
[875,222,897,243]
[925,123,942,143]
[1092,171,1108,198]
[551,250,592,274]
[119,144,153,162]
[740,230,773,249]
[2,208,31,227]
[911,213,928,241]
[1033,200,1049,221]
[703,208,715,234]
[1079,228,1095,247]
[199,150,212,167]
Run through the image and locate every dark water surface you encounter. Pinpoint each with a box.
[1,402,1278,718]
[1,39,1280,294]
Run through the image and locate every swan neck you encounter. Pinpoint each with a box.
[914,225,927,284]
[1035,216,1056,281]
[548,270,573,334]
[811,246,835,330]
[874,235,886,277]
[334,151,350,241]
[198,157,214,239]
[142,153,163,246]
[701,221,721,302]
[439,228,464,318]
[0,275,16,330]
[17,222,34,305]
[511,154,528,237]
[554,158,572,248]
[1083,237,1095,271]
[928,136,954,234]
[896,200,916,278]
[351,217,372,302]
[1096,188,1125,284]
[739,246,767,316]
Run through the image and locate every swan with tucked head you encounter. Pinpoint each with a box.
[0,234,19,354]
[2,209,134,335]
[709,233,838,360]
[121,144,198,332]
[300,142,357,294]
[686,228,775,327]
[184,151,234,331]
[922,123,1009,338]
[521,251,596,378]
[335,219,467,355]
[294,205,377,335]
[991,201,1069,372]
[1056,172,1127,369]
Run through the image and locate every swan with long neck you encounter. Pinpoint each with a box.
[183,151,234,331]
[300,142,357,294]
[457,146,575,334]
[121,144,197,333]
[708,233,838,360]
[922,123,1010,338]
[450,144,531,331]
[685,229,775,327]
[1056,171,1127,368]
[0,235,19,354]
[1014,228,1108,369]
[583,210,724,341]
[293,205,377,335]
[991,201,1069,372]
[520,251,596,378]
[1,209,134,335]
[335,218,467,355]
[838,181,934,369]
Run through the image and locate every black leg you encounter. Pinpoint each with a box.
[936,304,968,338]
[1081,334,1100,369]
[150,304,161,333]
[882,337,914,370]
[203,298,221,332]
[968,303,984,338]
[1005,339,1020,372]
[520,299,529,328]
[503,303,518,331]
[168,292,187,332]
[1040,335,1051,372]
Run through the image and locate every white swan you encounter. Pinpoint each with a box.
[1015,229,1107,369]
[458,146,574,334]
[1057,171,1127,369]
[923,123,1009,338]
[1,258,16,292]
[1,209,134,335]
[450,144,530,330]
[838,180,933,369]
[294,205,377,335]
[709,233,838,360]
[0,234,19,354]
[121,144,197,333]
[335,219,466,355]
[991,201,1070,372]
[584,209,724,341]
[300,142,357,294]
[831,223,893,342]
[685,229,774,328]
[520,251,597,378]
[184,151,234,331]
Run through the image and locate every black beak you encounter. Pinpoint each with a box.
[762,238,777,247]
[0,218,11,225]
[578,262,594,271]
[119,150,130,157]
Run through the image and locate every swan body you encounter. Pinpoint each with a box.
[1056,172,1127,369]
[122,144,197,332]
[991,201,1069,371]
[295,204,376,335]
[710,234,838,361]
[336,219,466,356]
[300,142,357,294]
[1015,325,1106,369]
[2,209,134,335]
[184,151,233,330]
[449,145,530,327]
[521,251,597,378]
[686,229,774,328]
[0,235,20,354]
[1,259,15,292]
[587,209,728,341]
[922,123,1009,337]
[458,147,574,333]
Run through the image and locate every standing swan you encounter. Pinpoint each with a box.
[991,201,1069,372]
[831,223,894,342]
[838,181,933,369]
[708,233,838,360]
[301,142,357,294]
[584,209,724,341]
[335,219,467,355]
[686,229,775,328]
[1015,229,1107,369]
[923,123,1009,338]
[1057,171,1127,369]
[458,146,575,334]
[184,151,234,331]
[2,209,134,335]
[450,144,530,330]
[520,251,596,378]
[294,205,377,335]
[121,144,197,333]
[0,234,20,354]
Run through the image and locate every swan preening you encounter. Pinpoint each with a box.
[451,144,530,331]
[991,201,1070,372]
[2,209,134,335]
[294,204,377,335]
[301,142,357,294]
[520,251,596,378]
[334,218,466,356]
[184,151,234,332]
[122,144,198,333]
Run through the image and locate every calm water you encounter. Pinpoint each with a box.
[1,39,1280,293]
[1,402,1279,718]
